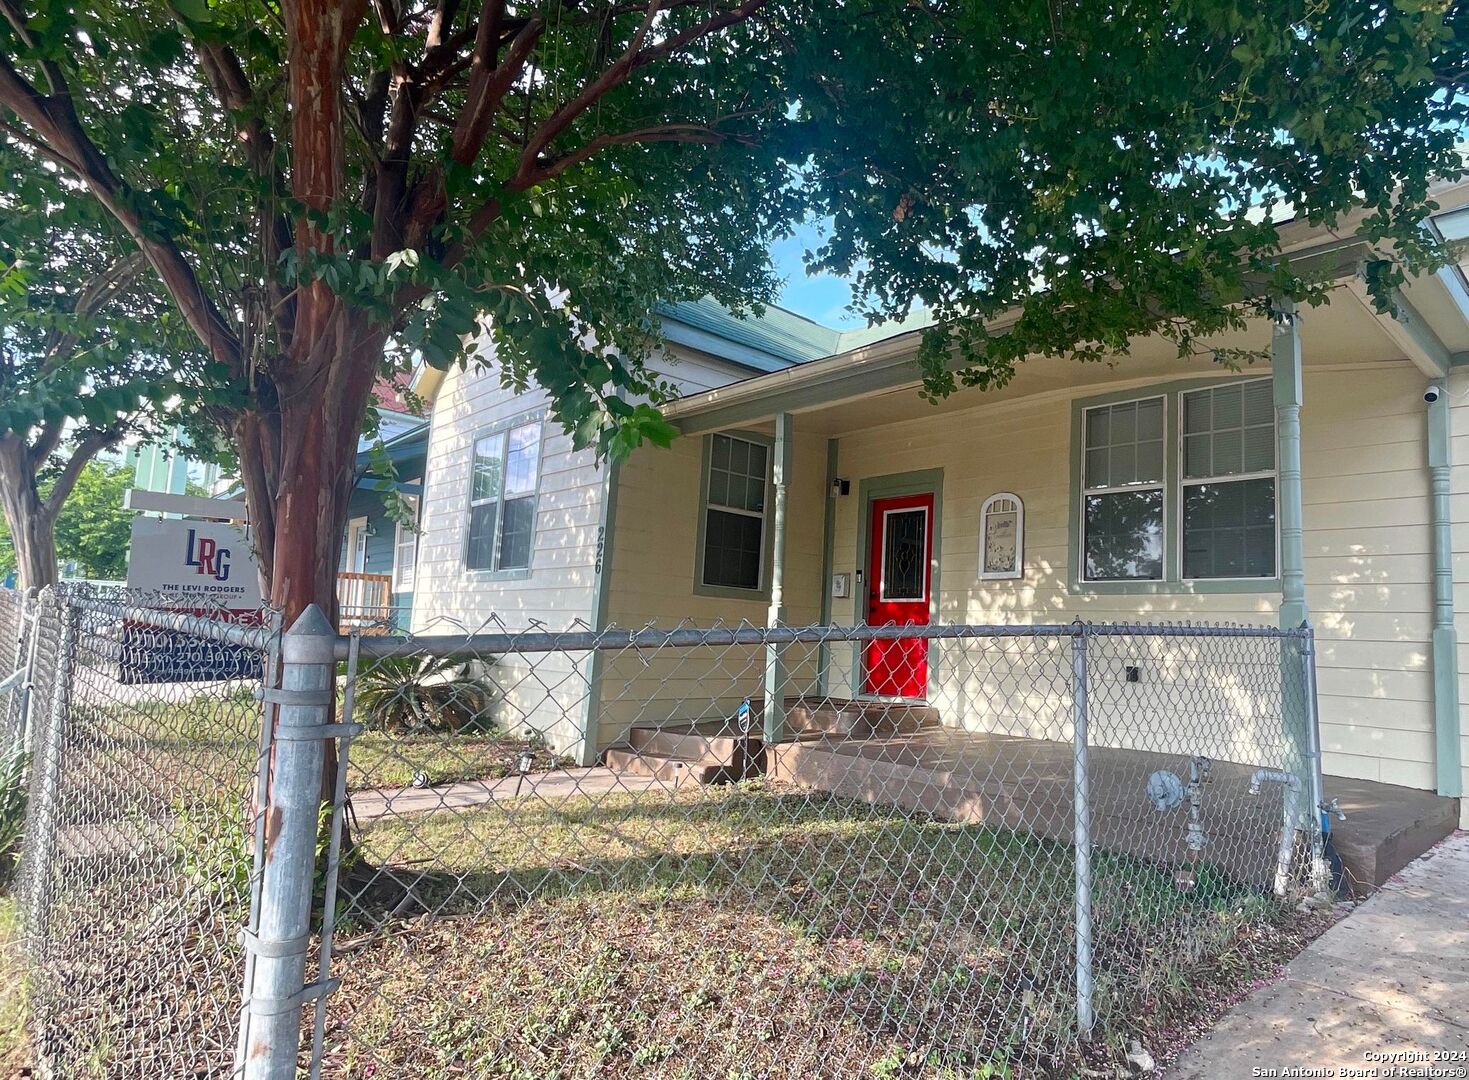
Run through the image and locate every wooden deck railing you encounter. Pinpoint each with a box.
[337,571,397,634]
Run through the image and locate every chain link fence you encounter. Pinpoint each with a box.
[6,585,273,1079]
[1,589,1331,1079]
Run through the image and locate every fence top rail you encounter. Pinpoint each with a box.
[61,592,277,651]
[344,618,1310,659]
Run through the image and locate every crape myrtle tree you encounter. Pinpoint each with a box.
[0,0,798,628]
[788,2,1469,395]
[0,458,138,582]
[0,0,1461,611]
[0,155,200,589]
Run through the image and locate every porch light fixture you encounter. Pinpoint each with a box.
[830,478,850,497]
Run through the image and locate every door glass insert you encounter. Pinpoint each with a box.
[880,508,927,601]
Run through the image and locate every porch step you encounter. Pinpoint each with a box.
[603,746,742,786]
[627,721,763,770]
[779,699,942,738]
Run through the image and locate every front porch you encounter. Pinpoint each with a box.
[603,698,1457,896]
[599,275,1469,813]
[767,726,1458,897]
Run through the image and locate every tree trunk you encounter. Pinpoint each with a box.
[254,323,386,628]
[238,314,385,808]
[0,435,58,590]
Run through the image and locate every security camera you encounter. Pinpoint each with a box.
[1425,385,1443,404]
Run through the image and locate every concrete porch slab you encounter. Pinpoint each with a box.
[766,729,1458,896]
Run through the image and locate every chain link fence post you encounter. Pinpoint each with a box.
[309,630,362,1079]
[1070,621,1094,1040]
[23,590,77,951]
[1298,623,1330,893]
[237,605,344,1080]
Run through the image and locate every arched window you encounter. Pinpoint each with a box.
[980,492,1024,580]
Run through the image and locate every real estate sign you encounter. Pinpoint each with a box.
[122,517,264,683]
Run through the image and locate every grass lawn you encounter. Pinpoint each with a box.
[80,680,567,795]
[0,893,29,1076]
[319,780,1327,1079]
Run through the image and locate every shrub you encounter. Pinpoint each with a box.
[354,655,496,735]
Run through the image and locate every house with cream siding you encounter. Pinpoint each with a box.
[408,186,1469,835]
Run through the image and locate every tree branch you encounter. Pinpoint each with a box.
[449,0,542,167]
[35,250,150,382]
[42,428,118,518]
[0,48,246,373]
[526,123,755,185]
[26,418,64,475]
[510,0,767,188]
[0,117,82,172]
[0,0,65,94]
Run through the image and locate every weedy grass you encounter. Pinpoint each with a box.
[0,894,30,1075]
[315,780,1327,1080]
[81,681,565,795]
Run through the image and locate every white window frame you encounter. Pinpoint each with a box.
[979,492,1024,581]
[1079,395,1167,583]
[465,413,544,575]
[697,432,771,595]
[392,494,419,592]
[1177,379,1280,583]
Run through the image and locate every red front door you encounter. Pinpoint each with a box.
[864,492,934,698]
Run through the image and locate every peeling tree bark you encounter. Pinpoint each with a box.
[0,434,58,590]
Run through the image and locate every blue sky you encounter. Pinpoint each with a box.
[768,220,864,327]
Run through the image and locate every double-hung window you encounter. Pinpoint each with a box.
[392,494,419,591]
[1081,397,1166,581]
[466,416,543,572]
[699,433,770,592]
[1180,381,1276,579]
[1077,378,1277,586]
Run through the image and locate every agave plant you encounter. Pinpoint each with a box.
[353,655,497,735]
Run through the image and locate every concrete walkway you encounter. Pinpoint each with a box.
[1170,832,1469,1077]
[350,766,669,820]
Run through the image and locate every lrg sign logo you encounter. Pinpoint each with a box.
[184,527,232,582]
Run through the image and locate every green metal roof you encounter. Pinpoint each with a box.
[657,297,933,371]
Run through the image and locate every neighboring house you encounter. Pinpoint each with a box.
[338,406,429,632]
[124,426,224,502]
[410,185,1469,832]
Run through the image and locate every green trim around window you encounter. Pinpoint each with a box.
[1067,376,1282,596]
[692,428,779,602]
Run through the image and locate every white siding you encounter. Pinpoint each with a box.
[411,343,765,757]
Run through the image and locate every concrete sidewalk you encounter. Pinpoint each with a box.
[350,765,670,819]
[1170,832,1469,1078]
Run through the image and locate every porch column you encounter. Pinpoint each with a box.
[764,412,792,744]
[1273,300,1315,817]
[1273,300,1307,630]
[1429,379,1463,796]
